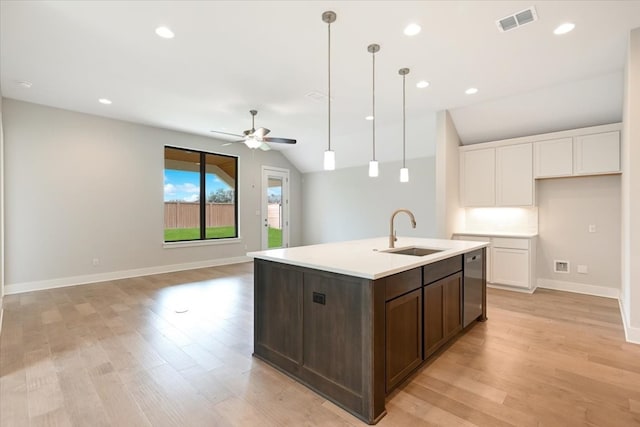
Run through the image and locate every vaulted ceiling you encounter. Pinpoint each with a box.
[2,1,639,173]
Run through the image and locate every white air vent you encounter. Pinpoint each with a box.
[554,260,570,274]
[497,6,538,32]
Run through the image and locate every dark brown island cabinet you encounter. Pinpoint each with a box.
[253,249,487,424]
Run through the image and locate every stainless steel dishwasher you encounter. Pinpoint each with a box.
[463,249,485,327]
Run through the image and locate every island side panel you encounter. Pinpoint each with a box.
[301,271,366,412]
[254,260,304,372]
[253,259,386,424]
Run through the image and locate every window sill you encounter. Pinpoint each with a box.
[163,237,243,249]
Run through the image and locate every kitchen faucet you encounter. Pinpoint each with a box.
[389,209,417,248]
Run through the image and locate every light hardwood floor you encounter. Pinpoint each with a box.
[1,262,639,426]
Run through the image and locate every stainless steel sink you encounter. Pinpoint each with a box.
[383,247,444,256]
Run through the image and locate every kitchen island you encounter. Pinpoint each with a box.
[248,237,488,424]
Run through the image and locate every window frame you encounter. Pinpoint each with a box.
[163,145,239,243]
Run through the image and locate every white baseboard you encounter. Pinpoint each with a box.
[4,256,252,295]
[536,278,620,299]
[618,298,640,344]
[487,283,536,294]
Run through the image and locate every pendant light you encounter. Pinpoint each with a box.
[322,11,337,171]
[368,43,380,177]
[399,67,410,182]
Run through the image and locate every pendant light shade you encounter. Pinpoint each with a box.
[368,160,379,177]
[324,150,336,170]
[368,43,380,177]
[400,167,409,182]
[322,11,337,171]
[399,67,410,183]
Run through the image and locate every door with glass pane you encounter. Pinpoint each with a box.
[261,167,289,249]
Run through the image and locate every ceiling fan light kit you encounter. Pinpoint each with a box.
[210,109,296,150]
[322,10,337,171]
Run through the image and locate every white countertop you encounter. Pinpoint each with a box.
[247,237,489,280]
[452,231,538,238]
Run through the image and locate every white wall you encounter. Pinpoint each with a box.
[435,110,463,239]
[2,99,301,292]
[301,157,436,245]
[537,176,621,295]
[621,27,640,343]
[0,96,4,327]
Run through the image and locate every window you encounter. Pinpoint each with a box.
[164,146,238,242]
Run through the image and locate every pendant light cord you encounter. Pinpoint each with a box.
[327,20,332,152]
[402,72,406,168]
[372,50,376,160]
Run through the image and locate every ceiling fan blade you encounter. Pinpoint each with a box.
[211,130,244,138]
[221,140,245,146]
[254,127,271,138]
[263,137,297,144]
[259,142,271,151]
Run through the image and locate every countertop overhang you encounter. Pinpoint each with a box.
[452,231,538,238]
[247,237,489,280]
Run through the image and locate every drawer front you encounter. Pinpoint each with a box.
[492,237,529,250]
[385,268,422,301]
[424,256,463,285]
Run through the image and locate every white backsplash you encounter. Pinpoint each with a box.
[462,207,538,234]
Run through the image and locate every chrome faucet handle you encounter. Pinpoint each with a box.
[394,230,397,242]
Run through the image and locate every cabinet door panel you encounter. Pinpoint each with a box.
[462,148,495,207]
[492,248,529,288]
[443,273,462,340]
[496,143,533,206]
[534,138,573,178]
[424,281,444,357]
[386,288,422,391]
[574,131,620,175]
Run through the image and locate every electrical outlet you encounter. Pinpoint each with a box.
[92,258,100,266]
[589,224,596,233]
[577,265,588,274]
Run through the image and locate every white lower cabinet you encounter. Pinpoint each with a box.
[453,234,536,291]
[491,248,529,288]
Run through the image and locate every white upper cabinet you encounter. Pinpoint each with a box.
[534,138,573,178]
[574,131,620,175]
[496,143,534,206]
[459,123,621,208]
[461,144,533,207]
[461,148,495,207]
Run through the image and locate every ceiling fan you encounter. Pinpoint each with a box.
[210,110,297,150]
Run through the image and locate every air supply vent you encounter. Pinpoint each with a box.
[554,260,570,274]
[496,6,538,32]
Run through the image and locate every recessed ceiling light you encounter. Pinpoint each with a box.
[155,26,175,39]
[98,98,112,105]
[404,23,421,36]
[416,80,430,89]
[553,22,575,35]
[465,87,478,95]
[365,115,374,121]
[16,80,33,88]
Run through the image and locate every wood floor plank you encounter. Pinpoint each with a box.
[2,263,639,426]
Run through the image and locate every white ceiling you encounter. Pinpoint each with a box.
[1,1,639,173]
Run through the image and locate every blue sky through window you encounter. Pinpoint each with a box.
[164,169,231,202]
